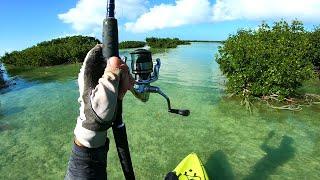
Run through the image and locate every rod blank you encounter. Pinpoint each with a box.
[107,0,115,18]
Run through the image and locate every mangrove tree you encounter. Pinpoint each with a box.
[216,20,316,100]
[119,41,146,49]
[0,36,100,67]
[146,37,190,48]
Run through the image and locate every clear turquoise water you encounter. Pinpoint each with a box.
[0,43,319,179]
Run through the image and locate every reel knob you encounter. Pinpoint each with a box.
[169,109,190,116]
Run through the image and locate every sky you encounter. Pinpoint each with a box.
[1,0,320,56]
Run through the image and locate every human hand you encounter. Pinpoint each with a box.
[107,57,135,100]
[74,44,134,148]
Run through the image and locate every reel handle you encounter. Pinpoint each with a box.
[142,86,190,117]
[169,109,190,116]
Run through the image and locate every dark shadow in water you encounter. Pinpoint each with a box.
[17,75,65,83]
[0,73,75,95]
[205,150,235,180]
[2,106,26,117]
[0,106,25,131]
[4,64,80,87]
[4,107,26,116]
[244,131,295,180]
[0,78,35,95]
[0,123,14,132]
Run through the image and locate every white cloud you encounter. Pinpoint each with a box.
[58,0,147,32]
[212,0,320,22]
[125,0,320,33]
[59,0,320,34]
[125,0,211,33]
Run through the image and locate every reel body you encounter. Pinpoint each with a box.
[129,49,190,116]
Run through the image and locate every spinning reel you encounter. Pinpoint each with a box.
[128,49,190,116]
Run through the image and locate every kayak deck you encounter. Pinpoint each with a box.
[173,153,209,180]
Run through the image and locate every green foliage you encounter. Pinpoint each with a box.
[0,36,100,67]
[5,64,82,83]
[0,64,5,87]
[187,40,224,43]
[146,37,190,48]
[308,26,320,68]
[119,41,146,49]
[216,20,315,99]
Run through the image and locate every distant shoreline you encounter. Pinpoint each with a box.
[186,40,224,43]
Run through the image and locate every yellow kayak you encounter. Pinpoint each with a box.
[171,153,209,180]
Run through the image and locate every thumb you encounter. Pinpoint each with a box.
[107,57,123,69]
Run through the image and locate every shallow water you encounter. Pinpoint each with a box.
[0,43,319,179]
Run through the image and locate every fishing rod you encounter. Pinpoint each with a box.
[103,0,190,179]
[103,0,135,179]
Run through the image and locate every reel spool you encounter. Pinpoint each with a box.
[129,49,190,116]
